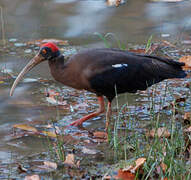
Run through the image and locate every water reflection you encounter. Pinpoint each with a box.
[1,0,191,44]
[65,1,113,37]
[145,2,191,35]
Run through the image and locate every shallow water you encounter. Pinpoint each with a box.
[0,0,191,178]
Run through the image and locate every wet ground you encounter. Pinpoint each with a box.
[0,0,191,179]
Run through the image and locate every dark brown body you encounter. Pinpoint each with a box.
[49,48,186,102]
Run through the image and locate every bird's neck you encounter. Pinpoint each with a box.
[48,55,65,68]
[48,55,66,82]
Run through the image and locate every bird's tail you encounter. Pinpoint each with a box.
[155,57,187,79]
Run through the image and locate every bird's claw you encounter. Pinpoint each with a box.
[69,120,83,127]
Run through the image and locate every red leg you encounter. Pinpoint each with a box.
[69,96,105,127]
[105,101,112,131]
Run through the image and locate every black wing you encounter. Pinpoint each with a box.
[88,49,186,101]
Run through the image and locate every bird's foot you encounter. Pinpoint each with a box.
[69,119,84,127]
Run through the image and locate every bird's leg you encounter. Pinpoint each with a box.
[105,101,112,131]
[69,96,105,127]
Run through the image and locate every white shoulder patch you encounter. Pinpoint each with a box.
[112,64,128,68]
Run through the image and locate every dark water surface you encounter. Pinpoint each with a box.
[0,0,191,179]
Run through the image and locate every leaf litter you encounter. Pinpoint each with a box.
[3,37,191,179]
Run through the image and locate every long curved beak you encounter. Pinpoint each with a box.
[10,54,44,96]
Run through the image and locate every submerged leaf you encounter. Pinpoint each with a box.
[106,0,124,6]
[24,175,40,180]
[43,161,57,169]
[93,131,108,139]
[13,124,38,132]
[82,147,98,155]
[41,131,57,138]
[64,153,79,167]
[18,163,28,173]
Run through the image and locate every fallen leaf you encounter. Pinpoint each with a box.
[185,82,190,88]
[161,40,176,48]
[179,56,191,70]
[184,112,191,121]
[9,100,35,107]
[64,153,80,168]
[183,112,191,125]
[182,40,191,45]
[73,102,89,110]
[43,161,57,169]
[46,96,67,106]
[18,163,28,173]
[24,175,40,180]
[123,157,146,173]
[93,131,108,139]
[117,169,135,180]
[41,131,57,138]
[146,127,171,138]
[175,97,186,103]
[13,124,38,133]
[106,0,124,6]
[82,147,98,155]
[160,162,167,173]
[183,126,191,132]
[129,48,145,54]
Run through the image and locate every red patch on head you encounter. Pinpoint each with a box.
[41,42,59,52]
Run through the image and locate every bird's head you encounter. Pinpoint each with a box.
[10,42,60,96]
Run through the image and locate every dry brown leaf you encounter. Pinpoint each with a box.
[93,131,108,139]
[131,158,146,173]
[175,97,186,103]
[18,163,28,173]
[13,124,38,133]
[179,56,191,70]
[146,127,171,138]
[117,169,136,180]
[64,153,80,167]
[41,130,57,138]
[24,175,40,180]
[122,157,146,174]
[183,126,191,132]
[9,100,35,107]
[129,48,145,54]
[160,162,167,173]
[184,112,191,121]
[161,40,176,48]
[106,0,124,6]
[64,153,75,165]
[43,161,57,169]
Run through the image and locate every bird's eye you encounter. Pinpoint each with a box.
[42,49,47,54]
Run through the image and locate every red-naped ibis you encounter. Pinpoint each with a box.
[10,42,186,129]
